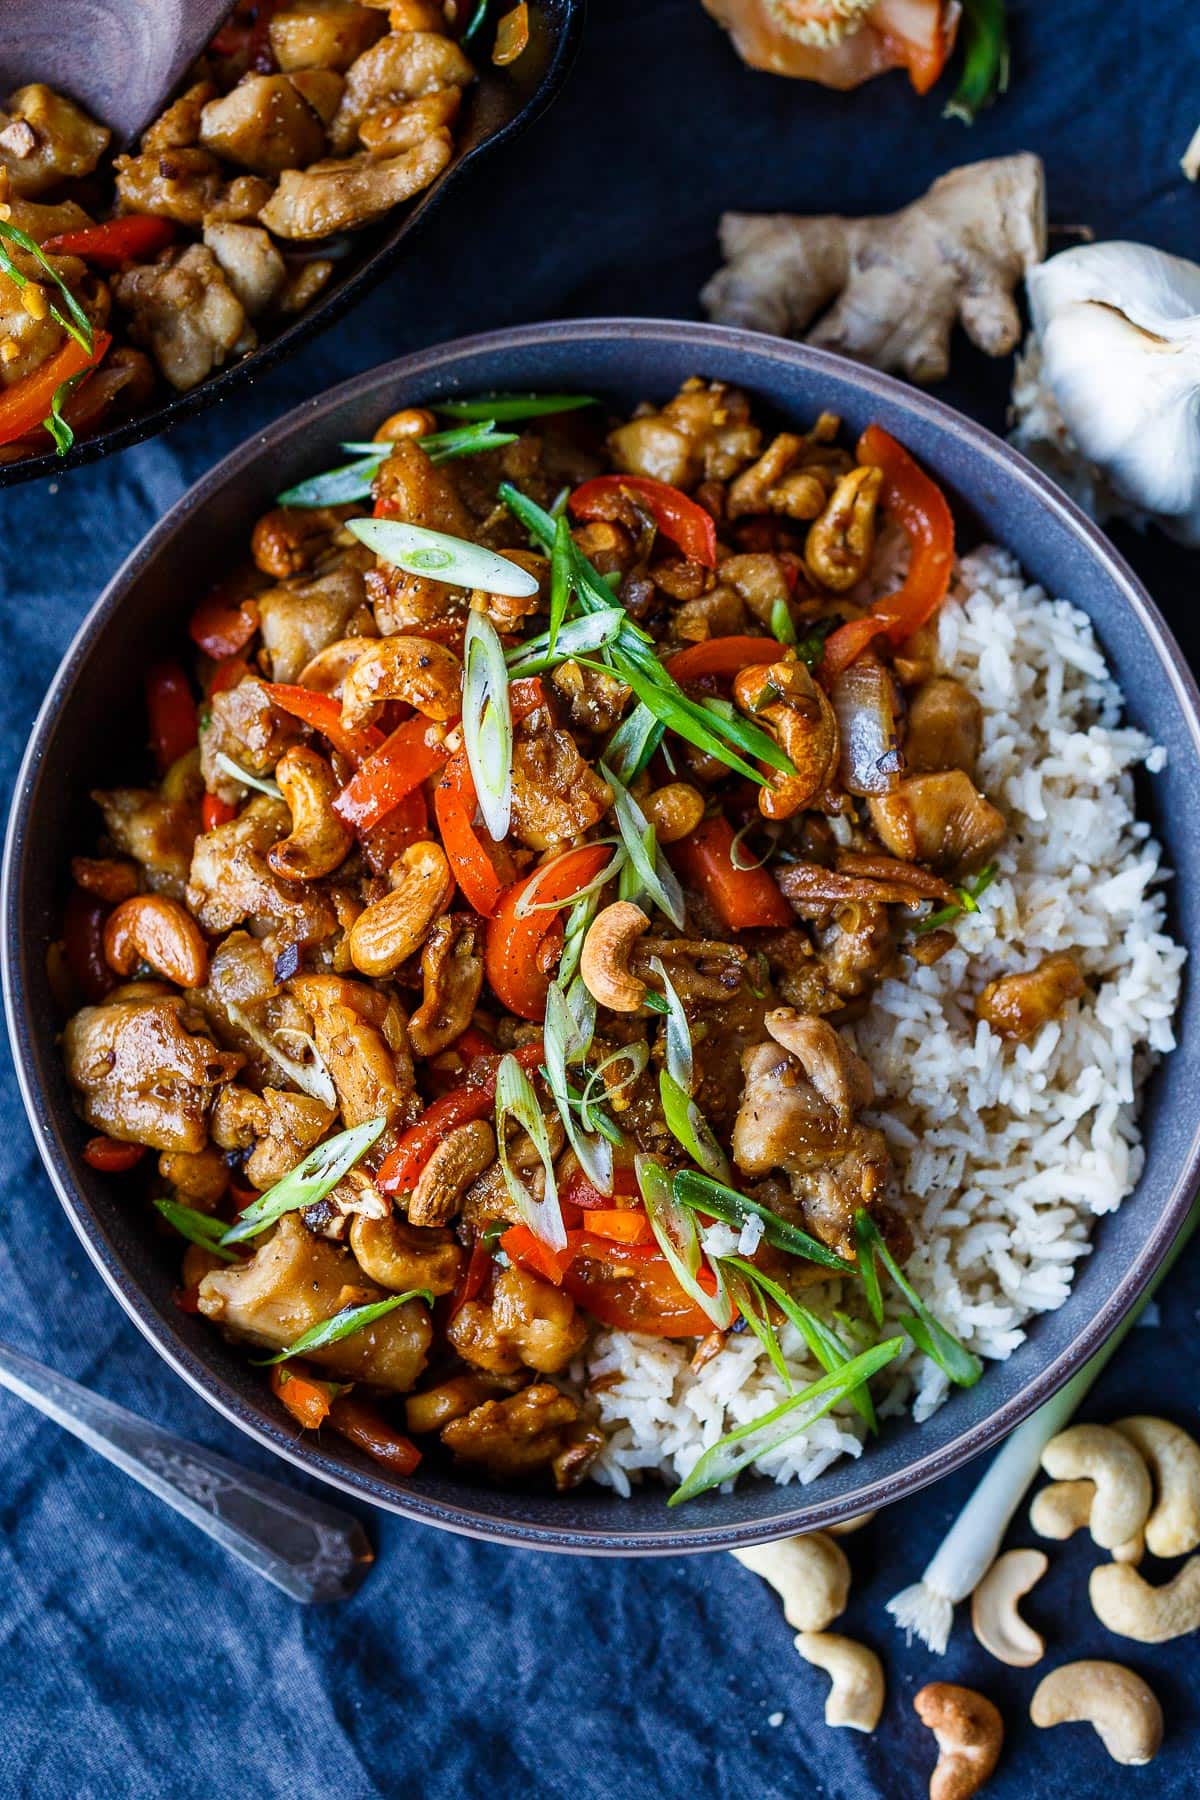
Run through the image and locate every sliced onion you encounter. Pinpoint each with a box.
[638,1156,732,1331]
[659,1069,731,1184]
[649,955,693,1094]
[544,982,612,1196]
[463,610,512,841]
[495,1052,566,1250]
[832,656,904,797]
[214,752,281,799]
[227,1003,337,1108]
[506,608,626,676]
[580,1041,649,1130]
[603,764,685,929]
[350,517,540,598]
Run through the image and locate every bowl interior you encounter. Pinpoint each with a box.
[7,320,1200,1552]
[0,0,581,489]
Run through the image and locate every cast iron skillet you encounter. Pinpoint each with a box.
[0,0,583,490]
[6,320,1200,1553]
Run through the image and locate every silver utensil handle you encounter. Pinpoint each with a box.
[0,1343,373,1602]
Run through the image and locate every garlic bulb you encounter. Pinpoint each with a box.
[1010,241,1200,546]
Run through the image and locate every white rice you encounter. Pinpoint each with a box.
[577,547,1186,1497]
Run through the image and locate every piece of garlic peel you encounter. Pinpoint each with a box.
[1015,242,1200,547]
[1182,122,1200,182]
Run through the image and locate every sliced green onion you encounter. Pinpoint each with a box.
[350,517,540,597]
[460,0,491,41]
[649,956,692,1092]
[659,1069,731,1183]
[794,617,837,669]
[0,219,93,352]
[252,1290,433,1365]
[221,1118,386,1244]
[912,863,999,936]
[544,982,612,1196]
[944,0,1010,125]
[835,1308,875,1349]
[605,703,664,784]
[770,598,797,647]
[559,884,602,989]
[546,512,573,661]
[226,1004,337,1109]
[154,1199,238,1263]
[729,819,771,872]
[463,610,512,841]
[725,1267,792,1388]
[565,972,596,1058]
[277,450,386,508]
[725,1257,876,1430]
[505,608,626,676]
[437,393,597,421]
[496,1053,565,1250]
[214,752,282,799]
[46,369,90,455]
[586,655,763,787]
[421,422,519,463]
[513,838,623,918]
[579,1041,648,1133]
[673,1169,852,1274]
[667,1337,904,1505]
[854,1210,982,1387]
[500,483,650,628]
[603,764,685,929]
[638,1156,732,1331]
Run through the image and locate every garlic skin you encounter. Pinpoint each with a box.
[1011,242,1200,546]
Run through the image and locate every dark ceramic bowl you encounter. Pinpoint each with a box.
[0,0,582,489]
[6,320,1200,1552]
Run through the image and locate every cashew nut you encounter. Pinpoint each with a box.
[643,782,706,844]
[296,635,380,697]
[793,1632,884,1732]
[348,841,453,977]
[804,464,883,593]
[103,894,208,988]
[913,1683,1003,1800]
[340,635,462,731]
[409,1118,496,1227]
[1114,1416,1200,1558]
[268,745,353,883]
[1089,1554,1200,1643]
[970,1549,1047,1668]
[1030,1661,1163,1765]
[825,1510,877,1536]
[1029,1479,1143,1563]
[732,659,840,820]
[1040,1424,1152,1550]
[730,1533,850,1633]
[580,902,651,1013]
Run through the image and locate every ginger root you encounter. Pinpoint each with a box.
[702,153,1046,384]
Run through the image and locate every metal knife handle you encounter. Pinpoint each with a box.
[0,1342,373,1602]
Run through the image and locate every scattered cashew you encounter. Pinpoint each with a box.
[794,1632,884,1732]
[580,902,651,1013]
[1113,1416,1200,1558]
[408,1119,496,1227]
[295,635,379,697]
[913,1683,1003,1800]
[1030,1661,1163,1765]
[102,894,208,988]
[804,464,883,593]
[731,658,840,820]
[970,1549,1048,1668]
[348,841,453,977]
[268,745,353,882]
[730,1534,851,1633]
[1040,1424,1152,1550]
[825,1510,877,1537]
[340,635,461,731]
[1089,1555,1200,1643]
[1029,1479,1143,1563]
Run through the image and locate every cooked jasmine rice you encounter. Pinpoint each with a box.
[578,546,1186,1497]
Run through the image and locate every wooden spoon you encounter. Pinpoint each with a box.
[0,0,233,149]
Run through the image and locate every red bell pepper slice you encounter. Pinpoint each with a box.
[359,786,430,876]
[820,425,955,683]
[559,1163,642,1210]
[578,1209,654,1246]
[485,843,614,1021]
[145,660,197,771]
[270,1362,339,1430]
[327,1394,421,1475]
[664,635,777,683]
[377,1041,545,1196]
[262,683,385,766]
[42,217,176,270]
[449,1238,494,1319]
[433,754,510,917]
[450,1025,498,1064]
[562,1238,719,1337]
[668,813,793,931]
[189,587,260,660]
[334,714,451,833]
[82,1135,146,1173]
[499,1223,575,1285]
[208,654,251,698]
[202,793,238,832]
[0,330,111,448]
[569,475,718,569]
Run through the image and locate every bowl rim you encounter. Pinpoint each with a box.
[7,316,1200,1554]
[0,0,585,491]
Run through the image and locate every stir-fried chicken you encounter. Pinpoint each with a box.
[868,770,1006,874]
[64,995,241,1152]
[904,675,983,775]
[441,1385,602,1489]
[976,952,1084,1043]
[113,246,253,392]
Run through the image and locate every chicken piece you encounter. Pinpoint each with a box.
[764,1009,872,1122]
[258,559,374,682]
[776,863,929,912]
[269,0,387,73]
[904,676,983,776]
[187,930,314,1079]
[672,584,750,644]
[202,175,277,223]
[200,75,328,176]
[158,1145,229,1207]
[202,222,287,318]
[446,1297,523,1375]
[186,797,336,941]
[211,1082,336,1188]
[408,914,485,1057]
[252,505,356,580]
[634,936,747,1005]
[976,952,1083,1044]
[509,719,611,851]
[112,245,253,391]
[357,87,461,156]
[64,995,241,1153]
[0,85,110,196]
[491,1265,588,1375]
[93,759,204,896]
[328,30,473,153]
[290,973,419,1128]
[868,770,1005,874]
[348,1213,462,1295]
[814,902,895,1002]
[142,80,216,153]
[200,675,302,803]
[405,1373,515,1436]
[113,146,225,225]
[198,1213,430,1390]
[550,660,631,735]
[256,133,452,239]
[441,1385,602,1490]
[608,379,761,489]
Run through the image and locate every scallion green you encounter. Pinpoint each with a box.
[221,1118,387,1244]
[252,1290,433,1365]
[673,1169,853,1273]
[854,1209,982,1387]
[154,1199,238,1263]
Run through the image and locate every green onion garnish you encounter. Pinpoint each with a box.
[505,608,626,676]
[45,370,89,455]
[350,517,540,597]
[944,0,1010,125]
[912,863,999,936]
[673,1169,853,1274]
[252,1291,434,1365]
[154,1199,238,1263]
[277,421,519,507]
[546,512,572,662]
[659,1069,731,1183]
[638,1156,732,1332]
[604,764,685,929]
[770,598,797,648]
[604,703,664,784]
[436,393,597,421]
[220,1118,386,1244]
[496,1052,566,1250]
[463,610,513,841]
[544,981,613,1196]
[794,617,837,669]
[854,1209,982,1387]
[0,219,93,353]
[214,752,282,799]
[724,1257,877,1430]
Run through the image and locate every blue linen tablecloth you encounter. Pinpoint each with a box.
[1,3,1198,1794]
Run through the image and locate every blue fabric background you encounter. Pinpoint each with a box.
[1,2,1198,1794]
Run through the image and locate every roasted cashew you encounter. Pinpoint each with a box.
[825,1510,877,1536]
[1040,1424,1152,1550]
[103,895,208,988]
[70,855,140,904]
[295,635,380,697]
[340,635,462,731]
[1089,1555,1200,1643]
[1029,1478,1142,1561]
[730,1534,850,1633]
[349,1213,462,1297]
[970,1549,1048,1668]
[1030,1661,1163,1765]
[913,1683,1003,1800]
[793,1632,884,1732]
[580,902,651,1013]
[727,432,831,521]
[1114,1416,1200,1558]
[268,745,353,883]
[348,841,453,977]
[372,406,437,441]
[643,782,705,844]
[408,913,484,1058]
[804,464,883,593]
[732,659,840,820]
[409,1119,496,1227]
